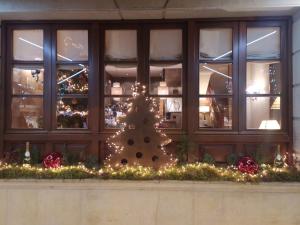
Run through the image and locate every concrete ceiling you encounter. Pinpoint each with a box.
[0,0,300,20]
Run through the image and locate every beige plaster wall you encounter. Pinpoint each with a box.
[0,180,299,225]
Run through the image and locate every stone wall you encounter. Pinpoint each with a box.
[293,11,300,162]
[0,180,299,225]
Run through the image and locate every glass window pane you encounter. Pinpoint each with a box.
[13,30,43,61]
[57,98,88,129]
[246,61,281,94]
[4,143,44,164]
[11,97,43,129]
[105,97,131,128]
[150,29,182,60]
[199,28,232,60]
[199,97,232,128]
[104,64,137,95]
[105,30,137,61]
[247,27,280,59]
[246,96,281,129]
[150,64,182,95]
[12,66,44,95]
[154,97,182,129]
[57,65,88,95]
[57,30,88,61]
[199,63,232,95]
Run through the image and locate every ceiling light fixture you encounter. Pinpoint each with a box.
[212,30,277,61]
[18,37,86,84]
[202,65,232,79]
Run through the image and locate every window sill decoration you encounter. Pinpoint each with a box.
[0,162,299,182]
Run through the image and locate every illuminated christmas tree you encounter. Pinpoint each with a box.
[105,83,177,168]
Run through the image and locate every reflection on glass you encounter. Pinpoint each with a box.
[247,27,280,59]
[199,28,232,60]
[105,97,131,128]
[104,64,137,96]
[246,61,281,94]
[105,30,137,61]
[57,65,88,95]
[154,97,182,129]
[57,98,88,129]
[5,143,43,164]
[11,97,43,128]
[53,143,87,163]
[246,97,281,129]
[199,97,232,128]
[150,29,182,60]
[199,63,232,95]
[12,66,44,95]
[150,64,182,95]
[57,30,88,61]
[13,30,43,61]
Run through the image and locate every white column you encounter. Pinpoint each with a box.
[293,10,300,168]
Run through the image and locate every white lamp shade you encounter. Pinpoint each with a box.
[271,97,280,110]
[199,106,210,113]
[259,120,280,130]
[111,82,122,95]
[158,82,168,95]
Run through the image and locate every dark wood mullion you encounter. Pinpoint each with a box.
[57,94,88,98]
[0,22,7,155]
[181,23,188,132]
[232,22,239,131]
[149,95,183,98]
[239,22,247,132]
[149,60,183,64]
[245,94,281,97]
[287,18,294,160]
[199,60,233,64]
[88,23,100,136]
[11,61,44,65]
[103,95,133,98]
[199,94,233,98]
[5,26,14,131]
[56,61,88,65]
[44,25,52,132]
[140,24,148,86]
[104,60,138,65]
[246,58,281,62]
[280,21,288,134]
[50,24,58,130]
[187,21,198,135]
[11,95,43,98]
[99,25,105,132]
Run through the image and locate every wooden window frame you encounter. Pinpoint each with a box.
[0,17,293,162]
[239,20,289,135]
[144,22,187,132]
[101,23,141,131]
[195,22,239,133]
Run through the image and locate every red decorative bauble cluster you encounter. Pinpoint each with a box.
[43,152,62,169]
[237,156,259,174]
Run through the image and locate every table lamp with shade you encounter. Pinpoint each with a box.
[259,120,280,130]
[271,97,280,110]
[111,82,122,101]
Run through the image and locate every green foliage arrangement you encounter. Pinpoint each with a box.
[202,153,215,164]
[0,163,300,183]
[226,152,238,165]
[176,134,193,165]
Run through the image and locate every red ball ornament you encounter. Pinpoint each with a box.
[237,156,259,174]
[43,152,62,169]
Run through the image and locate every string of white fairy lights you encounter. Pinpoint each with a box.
[105,82,176,168]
